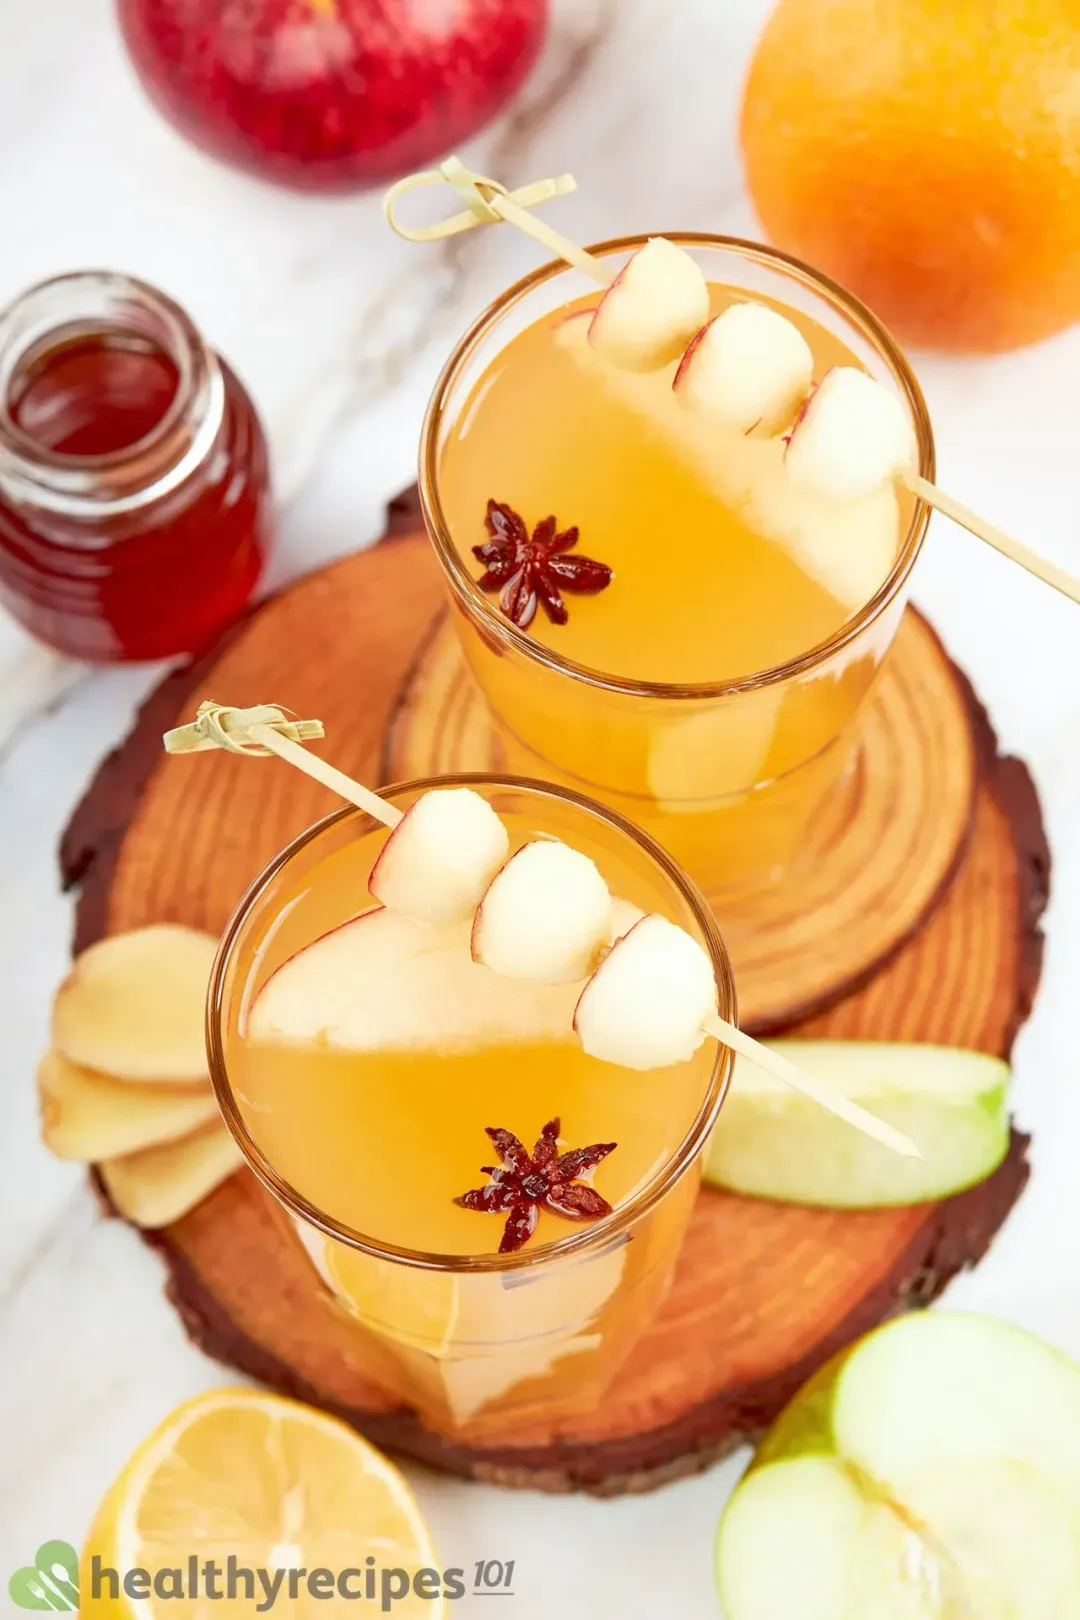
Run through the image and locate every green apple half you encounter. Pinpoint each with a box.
[704,1041,1010,1208]
[716,1312,1080,1619]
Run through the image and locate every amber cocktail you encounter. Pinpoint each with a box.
[420,237,933,903]
[208,775,734,1437]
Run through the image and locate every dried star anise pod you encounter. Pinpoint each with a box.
[472,500,613,630]
[454,1117,617,1253]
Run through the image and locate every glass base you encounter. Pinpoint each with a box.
[290,1209,684,1438]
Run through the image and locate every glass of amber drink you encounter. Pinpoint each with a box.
[208,775,735,1438]
[419,236,934,904]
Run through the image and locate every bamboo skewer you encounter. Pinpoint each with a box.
[482,187,613,287]
[387,156,1080,608]
[163,703,402,827]
[164,702,920,1160]
[384,156,613,287]
[247,724,404,827]
[902,471,1080,607]
[703,1014,918,1158]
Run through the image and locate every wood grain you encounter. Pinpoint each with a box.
[63,490,1045,1494]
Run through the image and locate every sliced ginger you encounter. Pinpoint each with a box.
[40,925,235,1227]
[100,1123,243,1229]
[52,924,218,1083]
[38,1049,218,1162]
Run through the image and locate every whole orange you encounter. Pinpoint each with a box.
[741,0,1080,352]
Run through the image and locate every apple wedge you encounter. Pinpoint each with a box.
[716,1312,1080,1620]
[588,237,710,372]
[37,1049,218,1163]
[785,366,917,502]
[472,839,613,983]
[673,302,813,434]
[704,1041,1009,1207]
[646,691,783,809]
[52,924,217,1083]
[247,905,582,1054]
[368,786,508,926]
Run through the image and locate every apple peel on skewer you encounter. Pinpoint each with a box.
[674,300,814,434]
[163,701,918,1160]
[386,156,1080,609]
[370,785,508,925]
[473,839,614,982]
[586,236,710,372]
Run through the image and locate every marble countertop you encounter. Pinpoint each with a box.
[5,1,1080,1612]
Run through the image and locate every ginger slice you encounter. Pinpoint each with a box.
[100,1122,244,1229]
[52,924,218,1083]
[38,1050,218,1163]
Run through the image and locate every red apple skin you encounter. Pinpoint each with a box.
[116,0,550,194]
[468,844,521,965]
[367,802,412,908]
[783,375,823,446]
[585,255,630,347]
[671,317,713,393]
[555,307,598,330]
[571,913,644,1039]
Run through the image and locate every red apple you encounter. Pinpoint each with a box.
[116,0,549,194]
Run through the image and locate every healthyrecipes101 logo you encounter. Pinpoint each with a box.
[9,1547,518,1611]
[9,1541,81,1610]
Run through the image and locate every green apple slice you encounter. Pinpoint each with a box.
[718,1456,872,1620]
[716,1313,1080,1620]
[719,1456,944,1620]
[898,1460,1080,1619]
[704,1041,1010,1207]
[834,1312,1080,1521]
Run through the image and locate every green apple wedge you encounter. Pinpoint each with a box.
[704,1041,1010,1207]
[716,1312,1080,1620]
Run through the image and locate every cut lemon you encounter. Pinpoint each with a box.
[81,1389,444,1619]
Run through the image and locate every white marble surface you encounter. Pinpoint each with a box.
[5,0,1080,1612]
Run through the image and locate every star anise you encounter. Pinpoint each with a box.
[454,1117,617,1254]
[472,500,613,630]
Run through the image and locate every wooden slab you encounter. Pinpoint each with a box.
[62,489,1046,1495]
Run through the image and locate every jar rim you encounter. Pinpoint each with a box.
[0,270,225,519]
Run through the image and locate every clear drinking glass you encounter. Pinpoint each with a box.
[208,775,735,1438]
[418,236,934,903]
